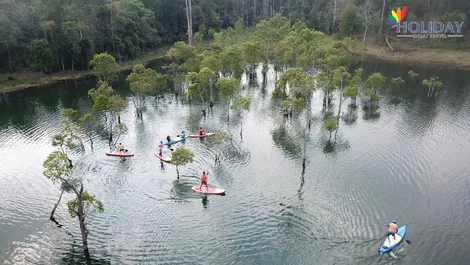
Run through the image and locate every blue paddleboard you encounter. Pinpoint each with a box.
[379,225,406,254]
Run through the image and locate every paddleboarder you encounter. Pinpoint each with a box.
[201,109,206,118]
[199,171,208,190]
[118,143,125,152]
[199,127,205,136]
[166,135,171,143]
[209,101,214,113]
[158,141,164,156]
[386,220,398,242]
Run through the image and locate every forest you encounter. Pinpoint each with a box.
[0,0,469,73]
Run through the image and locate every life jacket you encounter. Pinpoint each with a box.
[119,145,124,150]
[388,223,398,233]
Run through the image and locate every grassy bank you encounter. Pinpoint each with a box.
[359,44,470,71]
[0,45,173,93]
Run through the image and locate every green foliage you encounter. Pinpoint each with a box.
[364,73,386,101]
[282,97,306,113]
[275,69,316,99]
[127,64,166,96]
[62,108,79,121]
[89,53,120,82]
[52,133,79,151]
[220,45,245,79]
[171,147,194,167]
[325,116,339,133]
[88,82,127,114]
[332,66,351,88]
[340,5,361,37]
[31,39,53,72]
[217,78,240,101]
[408,70,419,81]
[185,67,216,101]
[67,191,104,218]
[230,97,251,116]
[391,77,405,88]
[234,17,244,35]
[422,77,444,96]
[201,55,222,73]
[43,151,72,183]
[242,41,263,68]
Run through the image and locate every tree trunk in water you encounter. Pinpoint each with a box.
[89,136,94,149]
[227,104,230,122]
[118,115,121,124]
[50,189,65,221]
[176,166,180,179]
[77,199,91,260]
[379,0,386,35]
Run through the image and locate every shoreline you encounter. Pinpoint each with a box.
[2,42,470,94]
[0,45,172,94]
[355,45,470,71]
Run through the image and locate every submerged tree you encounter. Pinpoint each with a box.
[422,77,444,97]
[186,67,216,103]
[325,115,339,141]
[217,78,241,122]
[391,77,405,93]
[363,72,386,107]
[88,81,127,144]
[43,151,104,260]
[89,53,120,83]
[171,147,194,179]
[210,130,233,163]
[126,64,166,118]
[230,97,251,138]
[408,70,419,82]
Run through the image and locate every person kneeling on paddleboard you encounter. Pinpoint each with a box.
[200,171,208,190]
[199,127,205,136]
[166,135,171,143]
[181,131,186,138]
[158,141,164,155]
[118,143,125,152]
[386,220,398,242]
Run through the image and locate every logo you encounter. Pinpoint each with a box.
[388,6,407,29]
[388,6,464,39]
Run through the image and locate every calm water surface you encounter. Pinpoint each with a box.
[1,61,470,265]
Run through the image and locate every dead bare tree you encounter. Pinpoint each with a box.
[359,0,377,44]
[185,0,193,45]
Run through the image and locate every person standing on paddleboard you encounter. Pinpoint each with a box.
[158,141,164,156]
[209,101,214,113]
[200,171,208,190]
[386,220,398,242]
[166,135,171,143]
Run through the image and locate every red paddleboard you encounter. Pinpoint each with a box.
[106,151,134,157]
[192,186,226,195]
[155,153,171,163]
[189,132,215,138]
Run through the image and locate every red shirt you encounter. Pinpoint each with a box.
[201,173,207,182]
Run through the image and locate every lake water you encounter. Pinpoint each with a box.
[1,60,470,264]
